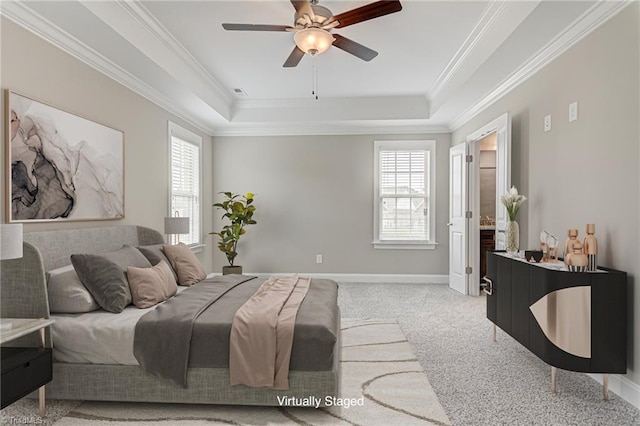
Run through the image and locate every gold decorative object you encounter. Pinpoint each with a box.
[529,286,591,359]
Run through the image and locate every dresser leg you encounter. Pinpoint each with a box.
[551,367,557,394]
[603,374,609,400]
[39,386,45,417]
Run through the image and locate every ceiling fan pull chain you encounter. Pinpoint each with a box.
[311,62,319,100]
[311,63,315,97]
[315,64,319,100]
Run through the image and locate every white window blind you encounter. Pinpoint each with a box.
[170,134,200,245]
[373,140,436,249]
[380,150,429,241]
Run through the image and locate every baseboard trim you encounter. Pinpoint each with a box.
[587,373,640,409]
[209,272,449,284]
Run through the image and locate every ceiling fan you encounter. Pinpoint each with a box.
[222,0,402,67]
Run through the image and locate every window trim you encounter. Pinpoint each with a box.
[168,121,203,248]
[373,139,437,250]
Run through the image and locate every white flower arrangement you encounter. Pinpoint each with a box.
[501,186,527,221]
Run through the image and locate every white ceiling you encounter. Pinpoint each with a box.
[1,1,630,136]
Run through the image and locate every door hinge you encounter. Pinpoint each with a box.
[465,211,473,219]
[465,266,472,275]
[466,154,473,163]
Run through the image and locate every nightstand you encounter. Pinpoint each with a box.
[1,318,54,417]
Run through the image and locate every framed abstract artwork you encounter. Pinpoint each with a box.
[5,90,124,222]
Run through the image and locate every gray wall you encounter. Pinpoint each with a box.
[211,133,451,274]
[452,4,640,385]
[0,18,215,272]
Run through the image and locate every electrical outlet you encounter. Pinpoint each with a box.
[316,254,323,264]
[544,114,552,132]
[569,101,578,122]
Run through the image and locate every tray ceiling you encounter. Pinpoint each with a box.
[1,1,629,135]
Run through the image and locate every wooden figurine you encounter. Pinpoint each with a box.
[583,223,598,271]
[563,229,579,264]
[566,242,588,272]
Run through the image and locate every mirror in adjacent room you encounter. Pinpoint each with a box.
[479,134,497,289]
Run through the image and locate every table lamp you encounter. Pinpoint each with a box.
[164,217,190,244]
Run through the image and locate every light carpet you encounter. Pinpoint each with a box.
[339,283,640,426]
[0,319,450,426]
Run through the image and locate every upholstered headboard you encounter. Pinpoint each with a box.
[22,225,163,272]
[0,225,163,346]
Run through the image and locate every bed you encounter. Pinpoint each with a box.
[0,225,340,406]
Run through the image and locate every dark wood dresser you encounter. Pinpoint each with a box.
[483,251,627,399]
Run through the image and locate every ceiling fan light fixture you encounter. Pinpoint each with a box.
[294,27,334,56]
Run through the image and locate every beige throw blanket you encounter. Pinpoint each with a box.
[229,275,310,390]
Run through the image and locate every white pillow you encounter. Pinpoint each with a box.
[47,265,100,313]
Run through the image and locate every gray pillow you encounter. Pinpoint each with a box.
[137,244,179,282]
[71,245,152,313]
[47,265,100,313]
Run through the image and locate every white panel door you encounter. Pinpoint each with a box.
[494,113,511,250]
[449,143,467,294]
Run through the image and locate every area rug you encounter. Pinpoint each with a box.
[2,319,450,425]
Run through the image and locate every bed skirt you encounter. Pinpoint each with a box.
[44,360,340,406]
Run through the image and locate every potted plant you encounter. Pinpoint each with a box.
[211,192,256,275]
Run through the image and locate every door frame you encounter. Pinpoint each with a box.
[465,113,510,296]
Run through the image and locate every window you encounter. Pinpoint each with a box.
[169,122,202,246]
[373,140,437,249]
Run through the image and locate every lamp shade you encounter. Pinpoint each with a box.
[294,28,334,56]
[1,223,23,260]
[164,217,190,235]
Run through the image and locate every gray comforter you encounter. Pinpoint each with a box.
[133,275,339,387]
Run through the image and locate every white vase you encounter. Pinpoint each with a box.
[506,220,519,253]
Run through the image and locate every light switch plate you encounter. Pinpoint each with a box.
[544,114,552,132]
[569,102,578,122]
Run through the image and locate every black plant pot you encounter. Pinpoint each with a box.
[222,265,243,275]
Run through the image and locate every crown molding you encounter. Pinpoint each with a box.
[1,0,218,135]
[429,0,507,99]
[232,94,430,123]
[113,0,232,106]
[211,122,451,138]
[79,0,231,120]
[448,0,632,132]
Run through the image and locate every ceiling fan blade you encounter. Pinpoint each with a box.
[222,23,292,32]
[332,34,378,61]
[326,0,402,28]
[283,46,306,67]
[290,0,315,19]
